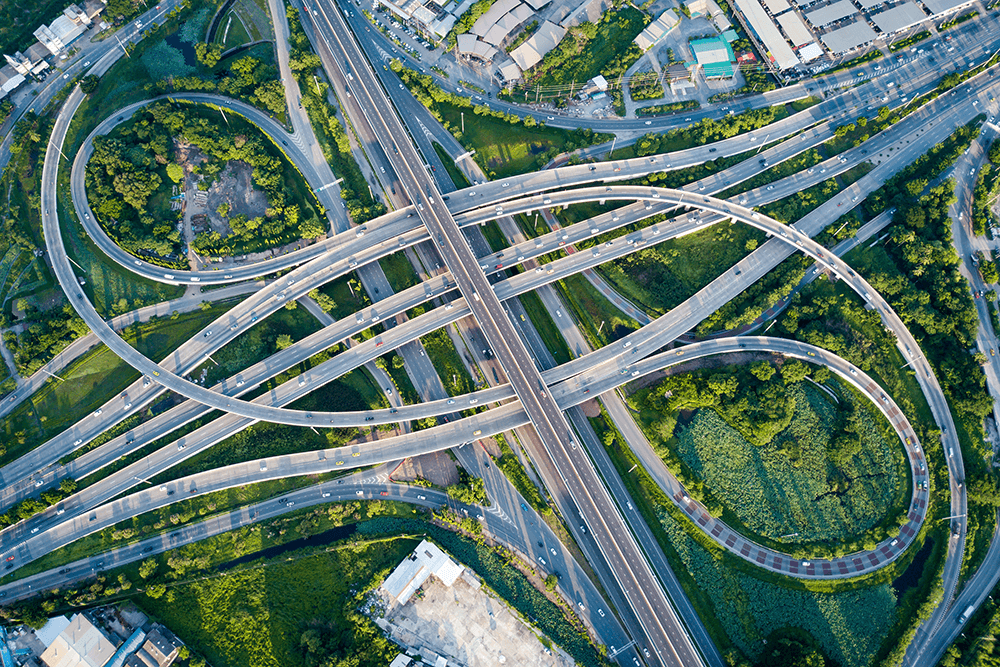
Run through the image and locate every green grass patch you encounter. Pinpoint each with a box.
[597,219,765,317]
[421,326,475,396]
[554,273,639,348]
[519,6,647,89]
[140,539,409,667]
[519,290,572,365]
[433,142,471,189]
[0,306,229,466]
[379,251,421,292]
[789,96,823,112]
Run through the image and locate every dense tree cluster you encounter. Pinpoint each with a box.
[972,138,999,235]
[2,302,88,377]
[648,359,816,449]
[858,124,991,426]
[152,51,286,118]
[445,466,490,505]
[299,615,395,667]
[86,101,323,261]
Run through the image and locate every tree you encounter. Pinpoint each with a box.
[194,42,224,67]
[80,74,100,94]
[138,559,158,579]
[544,573,557,591]
[749,361,775,381]
[166,163,184,183]
[276,334,293,350]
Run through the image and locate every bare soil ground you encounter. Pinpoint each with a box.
[391,451,460,487]
[380,575,576,667]
[206,160,268,233]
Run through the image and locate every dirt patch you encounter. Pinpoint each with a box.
[577,398,602,418]
[391,451,460,487]
[206,160,268,229]
[477,435,502,459]
[379,572,576,667]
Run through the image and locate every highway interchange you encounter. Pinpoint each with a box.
[3,0,1000,664]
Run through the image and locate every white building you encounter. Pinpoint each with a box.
[40,614,119,667]
[381,540,465,606]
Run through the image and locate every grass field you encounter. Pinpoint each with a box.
[433,142,471,189]
[421,327,475,396]
[140,540,408,667]
[196,304,320,388]
[555,273,640,348]
[518,290,572,365]
[379,251,421,292]
[435,102,594,179]
[0,307,229,467]
[666,383,903,545]
[597,221,765,317]
[591,410,900,667]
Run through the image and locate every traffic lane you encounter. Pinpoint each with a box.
[2,403,533,570]
[0,471,451,600]
[306,5,698,664]
[4,332,913,588]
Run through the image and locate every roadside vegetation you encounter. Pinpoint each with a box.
[630,361,907,557]
[390,59,608,178]
[972,138,1000,236]
[285,7,386,224]
[421,326,475,396]
[628,104,788,155]
[1,499,606,666]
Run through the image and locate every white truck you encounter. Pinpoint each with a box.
[958,605,976,623]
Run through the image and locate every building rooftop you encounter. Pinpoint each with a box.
[797,40,823,61]
[690,36,736,77]
[776,10,813,45]
[920,0,971,16]
[40,614,120,667]
[819,18,877,52]
[510,20,566,70]
[634,9,679,51]
[763,0,791,14]
[870,2,927,32]
[381,540,465,606]
[805,0,857,26]
[733,0,800,69]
